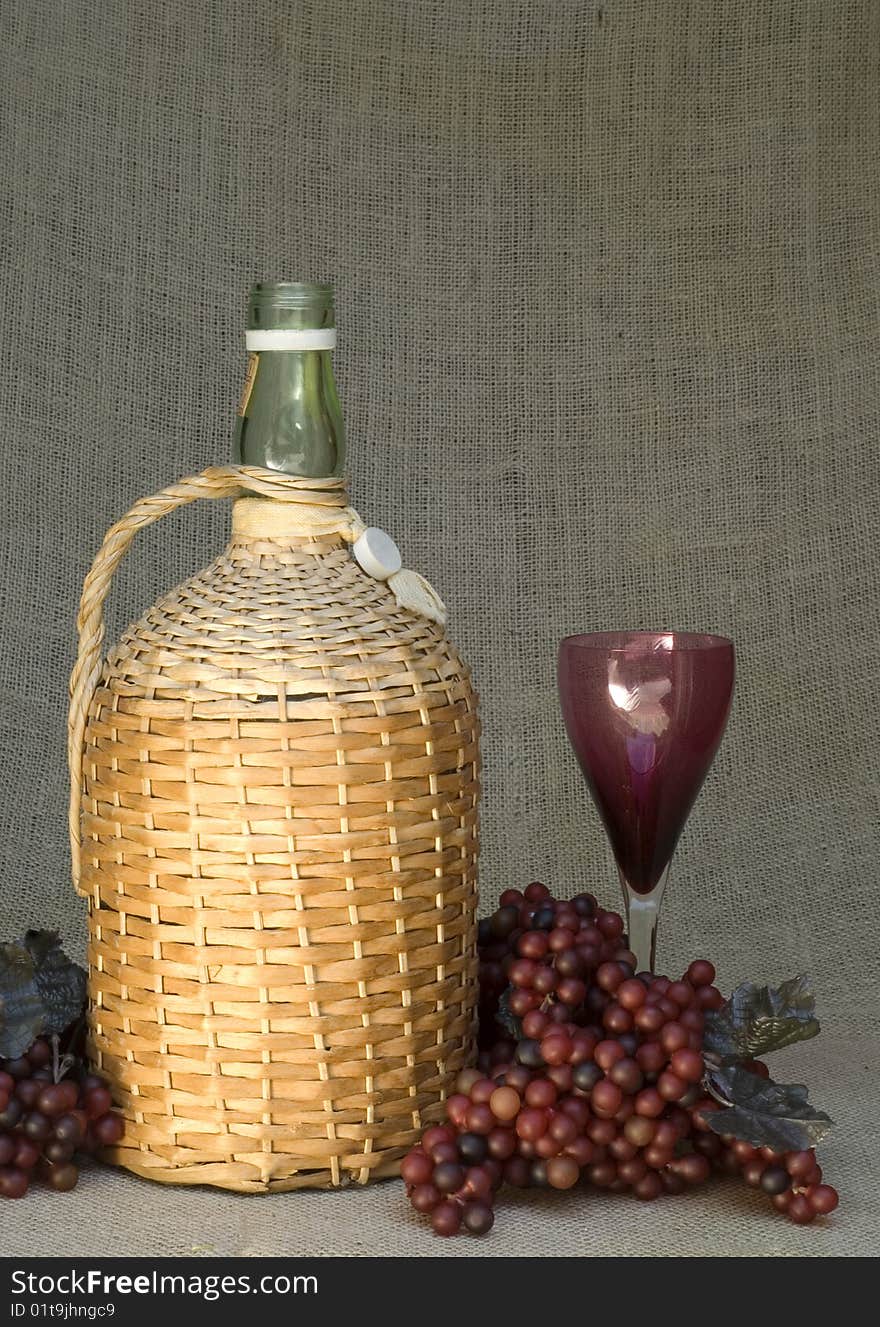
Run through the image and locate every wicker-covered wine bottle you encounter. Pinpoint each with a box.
[67,283,480,1192]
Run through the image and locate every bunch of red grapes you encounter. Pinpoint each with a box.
[402,883,839,1236]
[0,1039,125,1199]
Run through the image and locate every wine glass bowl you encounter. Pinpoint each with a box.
[558,631,734,971]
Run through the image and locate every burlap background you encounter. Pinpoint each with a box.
[1,0,878,1257]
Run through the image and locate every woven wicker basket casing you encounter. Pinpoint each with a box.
[67,466,480,1192]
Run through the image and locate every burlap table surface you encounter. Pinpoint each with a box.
[1,0,878,1257]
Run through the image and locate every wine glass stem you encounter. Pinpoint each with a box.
[620,865,669,974]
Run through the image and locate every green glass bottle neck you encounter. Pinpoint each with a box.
[233,283,346,480]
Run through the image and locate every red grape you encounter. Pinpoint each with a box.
[489,1087,520,1122]
[669,1048,704,1084]
[0,1167,29,1199]
[591,1080,623,1118]
[546,1156,580,1189]
[401,1150,433,1186]
[410,1183,440,1213]
[808,1184,839,1215]
[431,1201,462,1236]
[787,1194,815,1225]
[686,959,715,987]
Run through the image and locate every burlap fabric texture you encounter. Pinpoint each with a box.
[1,0,878,1256]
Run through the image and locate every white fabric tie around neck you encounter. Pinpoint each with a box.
[245,329,337,351]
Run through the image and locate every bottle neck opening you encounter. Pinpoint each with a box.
[248,281,335,332]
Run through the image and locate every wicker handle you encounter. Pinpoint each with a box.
[67,465,347,895]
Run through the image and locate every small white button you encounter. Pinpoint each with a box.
[352,527,402,581]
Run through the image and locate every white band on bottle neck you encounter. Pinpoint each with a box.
[245,328,337,352]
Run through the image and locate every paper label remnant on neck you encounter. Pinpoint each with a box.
[237,353,260,416]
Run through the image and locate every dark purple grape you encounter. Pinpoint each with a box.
[462,1201,495,1235]
[36,1084,70,1118]
[554,949,583,979]
[515,1039,545,1069]
[4,1058,31,1081]
[503,1156,531,1187]
[609,1058,644,1094]
[44,1139,75,1164]
[433,1162,465,1194]
[588,1160,617,1188]
[608,1135,638,1163]
[661,1169,686,1195]
[15,1079,43,1108]
[457,1132,489,1165]
[572,1062,602,1093]
[91,1113,125,1146]
[13,1138,40,1170]
[84,1087,113,1120]
[532,906,556,931]
[51,1114,84,1146]
[27,1041,53,1068]
[0,1135,15,1165]
[22,1112,52,1142]
[487,1127,516,1160]
[633,1172,663,1201]
[529,1160,549,1187]
[573,894,596,917]
[489,905,520,939]
[760,1166,791,1196]
[672,1153,711,1185]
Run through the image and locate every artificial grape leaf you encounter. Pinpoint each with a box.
[495,987,522,1041]
[22,930,87,1036]
[0,941,44,1059]
[703,975,820,1063]
[705,1063,834,1151]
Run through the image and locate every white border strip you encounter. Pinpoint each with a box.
[245,329,337,351]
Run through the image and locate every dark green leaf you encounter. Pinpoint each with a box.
[706,1063,834,1151]
[496,987,522,1041]
[22,931,86,1036]
[0,942,44,1058]
[703,975,820,1063]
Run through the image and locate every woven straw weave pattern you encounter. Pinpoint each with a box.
[78,499,479,1191]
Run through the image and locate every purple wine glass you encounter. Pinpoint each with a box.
[558,631,734,972]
